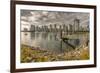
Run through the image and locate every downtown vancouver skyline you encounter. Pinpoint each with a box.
[21,10,90,32]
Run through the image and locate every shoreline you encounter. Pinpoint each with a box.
[21,44,89,63]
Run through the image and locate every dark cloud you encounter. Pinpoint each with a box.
[21,10,89,26]
[21,10,32,16]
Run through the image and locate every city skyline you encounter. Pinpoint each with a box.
[21,10,90,31]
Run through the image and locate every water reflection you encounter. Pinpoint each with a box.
[21,32,89,53]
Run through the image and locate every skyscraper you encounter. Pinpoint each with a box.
[74,18,80,32]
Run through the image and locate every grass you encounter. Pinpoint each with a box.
[21,44,89,63]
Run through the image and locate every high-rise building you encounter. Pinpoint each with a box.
[74,18,80,32]
[30,25,35,32]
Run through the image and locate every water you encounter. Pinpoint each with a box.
[21,32,89,53]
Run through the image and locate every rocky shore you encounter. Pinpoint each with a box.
[21,44,89,63]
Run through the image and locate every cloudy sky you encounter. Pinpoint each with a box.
[21,9,89,27]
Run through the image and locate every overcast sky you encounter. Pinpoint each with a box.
[21,9,89,27]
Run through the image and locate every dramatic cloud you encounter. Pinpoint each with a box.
[21,10,89,27]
